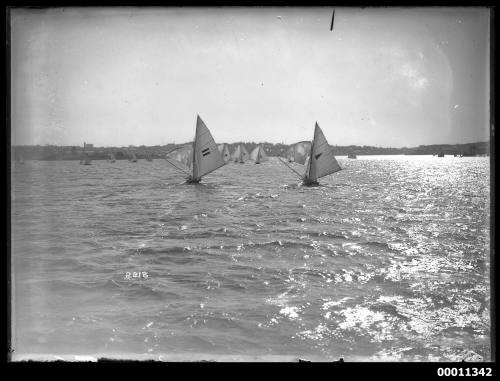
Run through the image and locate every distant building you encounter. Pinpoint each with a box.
[84,142,93,150]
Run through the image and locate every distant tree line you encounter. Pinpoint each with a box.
[11,141,489,161]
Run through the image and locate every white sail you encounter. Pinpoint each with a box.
[250,146,259,161]
[223,145,230,162]
[218,144,231,162]
[231,145,241,162]
[166,144,193,171]
[192,115,225,179]
[240,144,249,163]
[305,123,341,182]
[286,141,311,164]
[250,145,268,163]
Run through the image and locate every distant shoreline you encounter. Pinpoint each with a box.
[11,141,489,161]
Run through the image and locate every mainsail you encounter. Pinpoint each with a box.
[304,123,341,182]
[250,145,268,164]
[192,115,225,179]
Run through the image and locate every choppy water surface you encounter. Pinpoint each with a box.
[11,156,491,361]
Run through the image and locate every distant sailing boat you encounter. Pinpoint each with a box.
[164,115,225,183]
[80,153,92,165]
[218,144,231,162]
[231,144,249,163]
[146,153,153,162]
[250,144,268,164]
[108,153,116,163]
[280,123,341,186]
[129,151,137,162]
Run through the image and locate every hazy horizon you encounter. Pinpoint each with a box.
[11,7,491,148]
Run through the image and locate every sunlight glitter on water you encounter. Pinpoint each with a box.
[11,156,490,361]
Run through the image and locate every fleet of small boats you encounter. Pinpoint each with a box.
[162,118,342,185]
[19,116,480,189]
[73,118,343,187]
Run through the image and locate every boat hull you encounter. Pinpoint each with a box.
[302,178,319,187]
[186,176,201,184]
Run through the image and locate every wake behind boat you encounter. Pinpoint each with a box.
[164,115,225,183]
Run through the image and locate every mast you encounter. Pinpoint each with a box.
[192,134,197,179]
[305,128,315,181]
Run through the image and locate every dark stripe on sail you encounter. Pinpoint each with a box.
[201,148,210,156]
[315,153,323,160]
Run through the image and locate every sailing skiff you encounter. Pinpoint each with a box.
[281,123,341,186]
[165,115,225,183]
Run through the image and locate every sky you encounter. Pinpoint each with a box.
[10,7,491,147]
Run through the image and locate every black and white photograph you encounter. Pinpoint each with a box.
[8,6,492,363]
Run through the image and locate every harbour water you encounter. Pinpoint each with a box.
[10,155,491,361]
